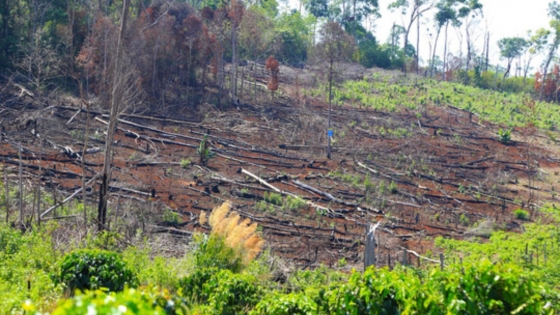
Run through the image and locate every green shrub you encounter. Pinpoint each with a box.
[204,269,259,315]
[0,225,61,313]
[179,269,259,315]
[122,247,187,289]
[250,292,318,315]
[42,288,188,315]
[514,209,530,220]
[55,249,137,294]
[178,267,220,303]
[192,234,243,272]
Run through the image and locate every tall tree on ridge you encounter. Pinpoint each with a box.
[498,37,528,84]
[540,1,560,100]
[523,28,549,85]
[429,2,456,77]
[389,0,434,74]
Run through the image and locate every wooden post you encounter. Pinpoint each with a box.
[402,248,408,266]
[439,253,444,271]
[364,222,380,270]
[388,253,391,270]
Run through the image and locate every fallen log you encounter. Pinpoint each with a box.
[40,172,100,218]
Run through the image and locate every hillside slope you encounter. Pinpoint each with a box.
[1,65,559,269]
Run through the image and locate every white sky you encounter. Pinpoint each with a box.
[286,0,553,71]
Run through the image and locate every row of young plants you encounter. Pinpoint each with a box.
[437,206,560,290]
[311,74,560,131]
[2,203,553,314]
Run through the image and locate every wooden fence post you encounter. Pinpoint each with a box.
[364,221,382,271]
[439,253,444,271]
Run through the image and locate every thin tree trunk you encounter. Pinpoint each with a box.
[37,138,42,226]
[523,56,533,85]
[485,32,490,72]
[98,0,130,231]
[231,23,238,104]
[430,26,441,77]
[403,14,415,74]
[416,13,420,75]
[18,142,23,227]
[540,42,557,100]
[442,22,449,80]
[4,166,8,224]
[327,61,333,159]
[81,96,90,231]
[465,21,471,73]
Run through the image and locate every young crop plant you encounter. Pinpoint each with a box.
[498,128,512,144]
[283,195,307,212]
[197,135,215,166]
[513,208,530,220]
[263,191,282,206]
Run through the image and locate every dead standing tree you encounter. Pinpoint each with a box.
[98,0,130,232]
[265,55,279,98]
[312,21,355,159]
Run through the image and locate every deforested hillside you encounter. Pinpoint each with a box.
[2,0,560,312]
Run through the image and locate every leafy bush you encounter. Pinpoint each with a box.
[179,268,259,315]
[514,209,530,220]
[204,269,259,315]
[250,292,318,315]
[55,249,137,294]
[41,288,188,315]
[178,267,220,303]
[122,246,188,289]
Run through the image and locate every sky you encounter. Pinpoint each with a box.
[286,0,553,71]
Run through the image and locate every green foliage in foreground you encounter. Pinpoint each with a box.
[436,222,560,289]
[315,75,560,131]
[0,225,62,313]
[2,218,558,314]
[41,261,557,315]
[36,288,188,315]
[55,249,137,294]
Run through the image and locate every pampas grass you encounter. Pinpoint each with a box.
[206,202,264,266]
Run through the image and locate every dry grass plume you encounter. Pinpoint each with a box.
[207,202,264,265]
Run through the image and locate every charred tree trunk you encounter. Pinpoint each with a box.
[98,0,130,231]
